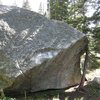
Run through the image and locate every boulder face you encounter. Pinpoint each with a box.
[0,5,88,96]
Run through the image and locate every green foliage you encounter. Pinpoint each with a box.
[85,82,100,99]
[50,0,88,31]
[50,0,70,21]
[0,97,15,100]
[88,1,100,69]
[50,0,100,69]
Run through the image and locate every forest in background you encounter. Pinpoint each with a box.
[0,0,100,99]
[49,0,100,69]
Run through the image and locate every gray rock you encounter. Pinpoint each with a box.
[93,76,100,84]
[0,5,88,96]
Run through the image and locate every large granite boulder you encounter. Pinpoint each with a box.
[0,5,88,96]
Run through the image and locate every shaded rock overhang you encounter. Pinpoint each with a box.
[4,37,88,98]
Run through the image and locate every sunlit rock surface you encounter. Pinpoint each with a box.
[93,76,100,85]
[0,5,88,96]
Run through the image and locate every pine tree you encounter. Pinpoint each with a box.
[50,0,70,21]
[22,0,31,10]
[0,0,2,5]
[38,2,43,14]
[50,0,88,32]
[13,0,17,7]
[88,0,100,68]
[49,0,100,69]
